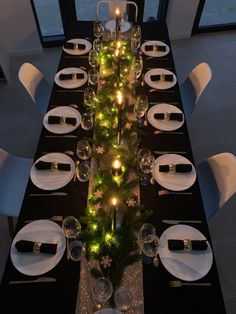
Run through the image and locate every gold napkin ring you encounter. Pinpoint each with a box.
[153,45,157,52]
[169,164,176,173]
[74,43,78,50]
[164,112,170,121]
[161,74,165,82]
[60,116,66,124]
[72,73,77,80]
[51,162,58,171]
[184,239,192,251]
[33,242,42,254]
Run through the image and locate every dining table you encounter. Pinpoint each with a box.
[0,20,227,314]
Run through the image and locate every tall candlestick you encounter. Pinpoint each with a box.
[111,197,118,233]
[115,41,121,86]
[115,9,120,41]
[116,91,123,145]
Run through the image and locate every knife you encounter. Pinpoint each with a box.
[45,135,77,138]
[29,192,68,197]
[9,277,56,284]
[162,219,202,225]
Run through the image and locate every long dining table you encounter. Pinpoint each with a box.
[0,21,226,314]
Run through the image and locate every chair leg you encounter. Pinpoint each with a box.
[7,216,15,238]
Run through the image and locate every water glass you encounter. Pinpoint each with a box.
[84,87,96,108]
[89,49,99,68]
[62,216,81,239]
[81,112,94,130]
[88,68,99,85]
[68,240,83,262]
[142,234,159,265]
[132,54,143,80]
[93,38,103,52]
[139,223,156,241]
[93,20,104,39]
[92,277,113,306]
[76,161,91,182]
[114,287,132,312]
[76,138,92,160]
[134,95,148,118]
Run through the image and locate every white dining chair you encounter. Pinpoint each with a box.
[0,147,33,236]
[197,152,236,220]
[97,0,138,23]
[179,62,212,119]
[18,62,51,115]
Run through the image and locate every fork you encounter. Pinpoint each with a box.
[25,215,64,223]
[169,280,212,287]
[158,189,193,196]
[154,130,184,135]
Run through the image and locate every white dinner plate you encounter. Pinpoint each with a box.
[30,153,75,190]
[11,220,66,276]
[147,103,184,131]
[141,40,170,57]
[152,154,196,191]
[144,68,177,90]
[63,38,92,55]
[105,19,131,33]
[43,106,81,134]
[54,67,87,89]
[158,225,213,281]
[94,309,122,314]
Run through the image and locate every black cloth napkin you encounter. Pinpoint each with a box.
[145,45,166,52]
[59,73,84,80]
[35,160,71,171]
[159,164,192,173]
[64,42,86,50]
[15,240,57,255]
[154,112,183,121]
[150,74,173,82]
[48,115,77,125]
[168,239,208,251]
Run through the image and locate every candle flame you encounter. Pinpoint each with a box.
[117,90,123,105]
[111,197,118,206]
[117,41,121,49]
[113,159,121,169]
[115,49,119,57]
[115,8,120,16]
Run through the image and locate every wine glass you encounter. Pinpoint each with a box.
[76,161,91,182]
[93,20,104,39]
[139,152,155,186]
[93,38,103,52]
[142,234,159,265]
[114,287,132,312]
[134,94,148,127]
[89,49,99,68]
[76,138,92,160]
[131,25,141,52]
[139,223,156,242]
[81,112,94,130]
[62,216,81,239]
[132,54,143,80]
[92,277,113,307]
[84,87,96,109]
[88,68,99,86]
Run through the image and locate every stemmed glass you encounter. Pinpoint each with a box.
[132,54,143,82]
[139,222,159,266]
[131,25,141,52]
[62,216,81,260]
[76,138,92,160]
[92,277,113,308]
[114,287,132,312]
[93,20,104,39]
[138,150,155,186]
[89,49,99,69]
[134,94,148,127]
[84,87,96,109]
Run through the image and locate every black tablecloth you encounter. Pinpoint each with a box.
[0,21,226,314]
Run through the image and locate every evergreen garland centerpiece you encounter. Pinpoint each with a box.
[79,38,152,289]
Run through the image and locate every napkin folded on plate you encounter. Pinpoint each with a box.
[159,164,192,173]
[59,73,84,80]
[48,115,77,125]
[154,112,183,122]
[15,240,57,255]
[168,239,208,251]
[35,160,71,171]
[64,42,86,50]
[150,74,173,82]
[145,45,166,52]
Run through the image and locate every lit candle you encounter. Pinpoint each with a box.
[115,9,120,41]
[116,41,121,85]
[111,197,118,233]
[112,159,122,176]
[116,90,123,145]
[116,90,123,106]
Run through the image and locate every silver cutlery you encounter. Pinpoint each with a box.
[9,277,56,284]
[29,192,68,197]
[25,215,64,223]
[56,89,84,93]
[154,150,187,155]
[158,189,193,196]
[41,150,75,156]
[45,135,77,138]
[149,89,175,93]
[147,67,172,71]
[146,57,169,61]
[49,104,79,109]
[149,101,179,105]
[64,55,88,58]
[162,219,202,225]
[154,130,184,135]
[169,280,212,287]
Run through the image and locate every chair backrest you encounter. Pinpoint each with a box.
[97,0,138,22]
[207,152,236,208]
[188,62,212,104]
[18,63,51,115]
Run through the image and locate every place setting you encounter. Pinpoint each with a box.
[141,40,170,58]
[54,67,88,89]
[63,38,92,56]
[10,219,66,277]
[43,106,82,134]
[147,103,185,132]
[30,152,75,191]
[152,153,196,191]
[144,68,177,90]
